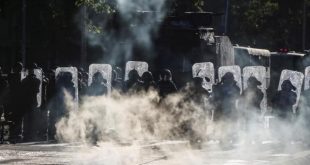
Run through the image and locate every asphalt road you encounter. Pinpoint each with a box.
[0,141,310,165]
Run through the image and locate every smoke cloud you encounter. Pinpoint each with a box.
[53,81,310,165]
[56,89,209,144]
[79,0,167,64]
[56,88,208,164]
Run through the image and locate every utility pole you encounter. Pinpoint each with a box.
[302,0,307,50]
[21,0,26,66]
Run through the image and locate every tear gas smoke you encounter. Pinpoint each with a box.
[56,88,210,165]
[55,84,310,164]
[56,89,210,144]
[79,0,167,64]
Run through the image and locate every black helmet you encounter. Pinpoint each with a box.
[248,76,262,86]
[160,69,172,81]
[281,80,296,91]
[13,62,23,72]
[128,69,140,81]
[142,71,154,82]
[193,77,204,86]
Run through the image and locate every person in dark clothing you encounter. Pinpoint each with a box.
[55,72,76,114]
[20,65,41,141]
[115,67,123,80]
[272,80,297,121]
[37,70,49,141]
[88,72,108,96]
[296,80,310,142]
[7,62,24,143]
[294,80,310,140]
[189,77,210,102]
[46,70,56,103]
[240,76,264,133]
[49,72,76,140]
[123,69,143,93]
[56,72,76,100]
[0,67,8,120]
[191,77,212,116]
[78,71,88,99]
[141,71,157,92]
[241,76,264,114]
[46,69,57,140]
[112,70,123,92]
[41,70,49,109]
[212,72,240,121]
[211,72,240,144]
[181,77,210,108]
[157,69,178,98]
[0,67,8,91]
[7,63,23,97]
[300,80,310,112]
[167,77,211,148]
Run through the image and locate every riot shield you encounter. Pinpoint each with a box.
[21,69,43,108]
[304,66,310,90]
[88,64,112,94]
[278,70,304,112]
[55,67,79,110]
[218,65,242,92]
[192,62,215,91]
[125,61,148,81]
[243,66,267,112]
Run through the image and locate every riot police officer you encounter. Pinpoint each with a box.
[20,64,41,141]
[88,72,108,96]
[123,69,143,93]
[157,69,178,98]
[241,76,264,114]
[212,72,240,121]
[7,62,24,143]
[141,71,157,92]
[0,67,8,121]
[272,80,297,121]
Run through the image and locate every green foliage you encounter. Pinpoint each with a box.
[87,20,104,35]
[231,0,278,35]
[192,0,206,11]
[73,0,309,50]
[230,0,309,50]
[75,0,115,13]
[171,0,205,12]
[75,0,205,14]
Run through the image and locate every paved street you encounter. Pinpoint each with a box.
[1,140,310,165]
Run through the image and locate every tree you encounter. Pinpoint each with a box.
[230,0,278,49]
[229,0,309,51]
[75,0,116,14]
[169,0,205,13]
[75,0,205,14]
